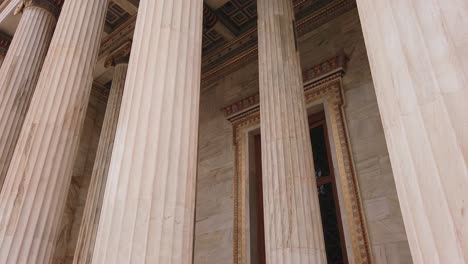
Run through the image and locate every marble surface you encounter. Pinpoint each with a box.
[52,89,107,264]
[55,8,411,264]
[357,0,468,262]
[194,8,411,264]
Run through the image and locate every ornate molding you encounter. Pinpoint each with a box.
[0,32,11,58]
[201,0,356,84]
[96,0,356,83]
[223,53,348,119]
[104,41,132,68]
[228,53,371,264]
[15,0,63,18]
[99,15,137,58]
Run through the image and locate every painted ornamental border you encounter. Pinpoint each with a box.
[224,54,372,264]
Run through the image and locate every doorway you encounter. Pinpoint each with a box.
[249,111,348,264]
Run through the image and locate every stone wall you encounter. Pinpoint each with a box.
[194,8,412,264]
[52,88,107,264]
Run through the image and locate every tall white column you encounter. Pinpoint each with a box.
[92,0,203,263]
[73,43,130,264]
[0,0,109,263]
[257,0,327,263]
[0,0,59,191]
[356,0,468,263]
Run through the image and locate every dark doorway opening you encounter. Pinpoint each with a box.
[249,111,348,264]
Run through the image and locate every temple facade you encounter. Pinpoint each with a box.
[0,0,466,263]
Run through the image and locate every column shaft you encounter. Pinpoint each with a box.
[356,0,468,263]
[0,6,56,190]
[257,0,327,263]
[92,0,203,263]
[0,0,108,263]
[73,63,128,264]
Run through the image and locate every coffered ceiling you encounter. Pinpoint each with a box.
[104,0,351,54]
[98,0,356,85]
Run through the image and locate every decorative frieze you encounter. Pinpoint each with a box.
[201,0,355,83]
[97,0,355,83]
[222,54,347,118]
[230,77,372,264]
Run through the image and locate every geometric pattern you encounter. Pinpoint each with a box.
[106,2,131,29]
[218,0,257,32]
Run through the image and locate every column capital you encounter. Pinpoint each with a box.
[0,32,11,58]
[15,0,64,18]
[104,41,132,68]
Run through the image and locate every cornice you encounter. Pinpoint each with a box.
[97,0,356,83]
[201,0,356,84]
[99,15,137,59]
[222,53,348,120]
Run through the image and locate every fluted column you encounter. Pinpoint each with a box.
[357,1,468,263]
[0,32,11,67]
[0,0,108,263]
[92,0,203,263]
[257,0,327,263]
[0,0,60,191]
[72,43,131,264]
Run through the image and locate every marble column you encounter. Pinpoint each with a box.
[356,0,468,263]
[92,0,203,263]
[72,42,130,264]
[0,0,108,263]
[257,0,327,263]
[0,0,60,191]
[0,32,11,67]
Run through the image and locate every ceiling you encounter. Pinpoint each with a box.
[104,0,340,54]
[0,0,355,86]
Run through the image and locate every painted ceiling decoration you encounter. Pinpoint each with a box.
[99,0,355,84]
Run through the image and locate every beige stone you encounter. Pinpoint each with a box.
[357,0,468,262]
[193,9,411,263]
[257,0,326,262]
[92,0,203,263]
[0,4,57,190]
[52,88,107,264]
[0,0,108,262]
[73,57,128,263]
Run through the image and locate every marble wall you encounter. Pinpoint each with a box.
[194,8,412,264]
[52,88,107,264]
